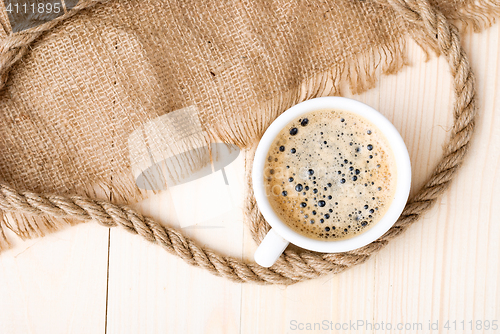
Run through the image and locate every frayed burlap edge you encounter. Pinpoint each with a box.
[0,0,489,284]
[0,1,411,248]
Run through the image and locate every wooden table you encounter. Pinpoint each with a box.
[0,22,499,334]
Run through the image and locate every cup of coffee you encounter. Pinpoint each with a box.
[252,97,411,267]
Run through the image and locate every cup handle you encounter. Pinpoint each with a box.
[254,228,290,268]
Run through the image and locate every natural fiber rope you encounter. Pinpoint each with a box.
[0,0,108,90]
[0,0,476,284]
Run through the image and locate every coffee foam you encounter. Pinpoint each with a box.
[264,109,397,240]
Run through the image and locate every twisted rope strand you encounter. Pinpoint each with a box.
[0,0,477,284]
[0,0,108,90]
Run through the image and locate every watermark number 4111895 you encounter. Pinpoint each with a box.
[3,0,79,33]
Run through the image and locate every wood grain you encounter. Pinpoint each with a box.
[0,22,498,334]
[0,224,109,334]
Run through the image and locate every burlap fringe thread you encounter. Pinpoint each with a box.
[0,0,492,284]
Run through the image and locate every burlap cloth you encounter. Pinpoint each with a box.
[0,0,497,284]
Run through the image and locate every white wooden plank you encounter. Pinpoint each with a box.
[105,153,246,334]
[0,223,109,334]
[0,20,498,334]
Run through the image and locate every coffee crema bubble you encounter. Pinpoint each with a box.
[263,109,397,241]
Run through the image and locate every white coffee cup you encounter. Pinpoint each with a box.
[252,97,411,267]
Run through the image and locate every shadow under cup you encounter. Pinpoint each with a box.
[252,97,411,268]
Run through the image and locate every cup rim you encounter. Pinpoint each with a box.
[252,96,411,253]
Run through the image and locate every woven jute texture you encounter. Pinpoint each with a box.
[0,0,498,284]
